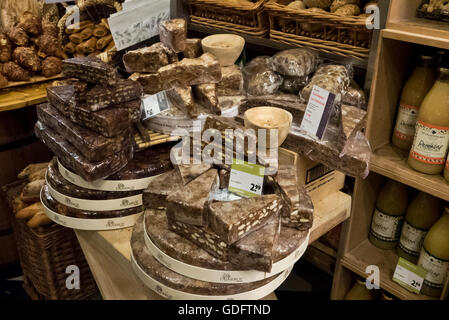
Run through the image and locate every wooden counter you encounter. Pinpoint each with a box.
[75,191,351,300]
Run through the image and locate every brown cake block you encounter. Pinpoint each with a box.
[174,162,212,185]
[129,72,162,95]
[166,86,198,118]
[62,56,117,86]
[142,170,182,209]
[207,194,282,245]
[123,42,178,73]
[229,215,281,273]
[159,18,187,53]
[219,168,230,189]
[183,38,202,58]
[166,169,219,226]
[193,83,219,114]
[159,53,222,90]
[275,165,314,231]
[86,79,143,111]
[216,65,244,96]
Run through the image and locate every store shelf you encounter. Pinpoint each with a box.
[0,82,51,112]
[341,239,436,301]
[370,143,449,202]
[304,241,337,276]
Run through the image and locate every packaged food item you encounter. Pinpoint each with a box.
[279,76,308,94]
[408,68,449,175]
[417,207,449,297]
[85,79,143,111]
[166,86,198,118]
[129,72,162,95]
[123,42,178,73]
[183,38,202,58]
[243,56,283,96]
[143,170,183,209]
[398,191,441,264]
[193,83,219,114]
[368,179,408,250]
[342,79,367,109]
[270,49,318,78]
[216,65,244,96]
[174,162,212,185]
[392,56,436,151]
[62,56,117,86]
[159,18,187,53]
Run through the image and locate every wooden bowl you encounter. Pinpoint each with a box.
[244,107,293,148]
[201,34,245,66]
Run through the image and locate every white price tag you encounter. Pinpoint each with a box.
[300,85,337,140]
[392,257,426,294]
[228,159,264,198]
[142,91,170,120]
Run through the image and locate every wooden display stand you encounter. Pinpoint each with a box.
[331,0,449,301]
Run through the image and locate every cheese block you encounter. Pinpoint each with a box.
[142,170,182,209]
[207,194,282,245]
[166,169,219,226]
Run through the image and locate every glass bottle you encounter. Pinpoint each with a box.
[398,192,441,264]
[392,56,437,151]
[369,180,409,250]
[417,207,449,298]
[344,278,374,300]
[445,154,449,182]
[408,68,449,174]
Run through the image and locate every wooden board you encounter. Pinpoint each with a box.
[0,82,53,112]
[303,241,337,276]
[2,74,63,90]
[75,191,351,300]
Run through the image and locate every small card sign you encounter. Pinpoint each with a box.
[392,257,427,294]
[228,159,264,198]
[300,85,336,140]
[141,91,170,120]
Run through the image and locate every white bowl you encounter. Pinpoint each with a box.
[201,34,245,66]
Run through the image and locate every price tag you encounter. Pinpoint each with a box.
[300,85,337,140]
[228,159,264,198]
[142,91,170,120]
[392,257,427,294]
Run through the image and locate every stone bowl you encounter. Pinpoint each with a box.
[201,34,245,66]
[244,107,293,149]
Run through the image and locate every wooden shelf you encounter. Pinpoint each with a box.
[370,143,449,202]
[341,239,436,301]
[0,82,52,112]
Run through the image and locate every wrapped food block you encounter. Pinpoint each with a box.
[280,76,308,94]
[62,56,117,86]
[243,56,283,96]
[183,38,202,58]
[167,218,229,260]
[159,18,187,53]
[275,165,314,231]
[166,169,219,226]
[85,79,143,111]
[51,78,89,94]
[207,194,282,245]
[159,53,222,90]
[166,86,198,118]
[37,103,130,162]
[174,162,212,185]
[115,99,142,123]
[216,65,244,96]
[42,57,62,77]
[143,170,183,209]
[123,42,178,73]
[270,49,318,77]
[129,72,162,95]
[2,61,31,81]
[229,215,280,272]
[35,122,133,182]
[301,64,350,101]
[193,83,219,114]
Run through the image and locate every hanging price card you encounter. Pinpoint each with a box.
[142,91,170,120]
[228,159,264,198]
[392,257,427,294]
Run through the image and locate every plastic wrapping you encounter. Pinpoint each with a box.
[143,170,183,209]
[216,65,244,96]
[35,121,133,182]
[62,56,117,86]
[123,42,178,73]
[270,49,318,78]
[85,79,143,111]
[193,83,219,114]
[46,158,140,200]
[243,56,283,96]
[115,98,142,123]
[279,75,309,94]
[37,103,131,162]
[342,80,367,109]
[159,18,187,53]
[41,183,143,219]
[300,64,351,102]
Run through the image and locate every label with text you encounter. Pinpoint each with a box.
[399,221,427,257]
[394,103,419,141]
[370,208,404,242]
[410,121,449,165]
[393,257,426,294]
[418,247,449,289]
[228,159,264,198]
[142,91,170,120]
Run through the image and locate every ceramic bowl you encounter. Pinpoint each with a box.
[201,34,245,66]
[244,107,293,148]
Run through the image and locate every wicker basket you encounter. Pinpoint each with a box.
[186,0,269,37]
[2,180,99,300]
[264,0,373,60]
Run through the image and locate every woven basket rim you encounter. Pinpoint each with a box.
[187,0,267,11]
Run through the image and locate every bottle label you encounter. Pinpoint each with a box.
[410,121,449,165]
[394,104,419,141]
[418,247,449,289]
[370,208,404,242]
[399,221,427,256]
[446,158,449,170]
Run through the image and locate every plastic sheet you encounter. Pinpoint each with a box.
[279,75,309,94]
[242,56,283,96]
[270,48,318,78]
[342,80,367,109]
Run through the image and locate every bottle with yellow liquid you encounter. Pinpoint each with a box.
[369,180,409,250]
[398,192,441,264]
[392,56,437,151]
[417,207,449,298]
[445,155,449,182]
[408,68,449,174]
[344,278,374,300]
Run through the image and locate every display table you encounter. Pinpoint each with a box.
[75,191,351,300]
